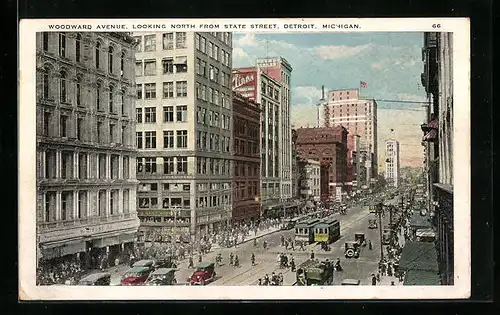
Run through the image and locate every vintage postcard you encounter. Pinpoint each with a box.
[18,18,470,300]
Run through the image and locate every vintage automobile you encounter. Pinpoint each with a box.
[187,262,216,285]
[120,266,152,286]
[145,268,178,286]
[77,272,111,286]
[132,259,155,270]
[152,257,177,269]
[344,242,360,259]
[354,232,367,247]
[341,278,361,285]
[368,219,378,229]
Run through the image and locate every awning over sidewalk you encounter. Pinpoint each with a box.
[403,269,441,285]
[261,199,283,211]
[410,212,433,229]
[399,242,439,273]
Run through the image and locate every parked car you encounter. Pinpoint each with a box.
[120,266,151,286]
[145,268,178,286]
[78,272,111,286]
[344,242,360,259]
[368,219,378,229]
[187,262,216,285]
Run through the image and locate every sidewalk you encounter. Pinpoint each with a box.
[210,227,281,250]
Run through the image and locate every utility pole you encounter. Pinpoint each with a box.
[377,203,384,262]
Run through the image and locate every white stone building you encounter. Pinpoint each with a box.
[299,159,321,202]
[384,139,400,188]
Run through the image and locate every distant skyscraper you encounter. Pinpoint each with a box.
[384,139,400,187]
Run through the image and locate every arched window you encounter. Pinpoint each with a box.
[121,89,126,115]
[96,82,102,110]
[75,34,82,62]
[120,51,125,76]
[76,76,82,106]
[42,66,51,99]
[96,42,101,68]
[59,70,67,103]
[58,33,66,57]
[108,85,114,113]
[108,46,114,73]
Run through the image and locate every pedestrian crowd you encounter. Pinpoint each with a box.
[36,259,85,285]
[258,272,284,286]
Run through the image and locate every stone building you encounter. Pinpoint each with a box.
[232,92,261,223]
[134,32,233,241]
[36,32,140,269]
[299,159,321,202]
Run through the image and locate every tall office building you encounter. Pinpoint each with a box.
[384,139,400,188]
[322,88,378,185]
[36,32,139,270]
[134,32,233,241]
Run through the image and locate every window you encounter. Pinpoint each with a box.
[42,32,49,51]
[163,131,174,148]
[58,33,66,57]
[97,121,103,143]
[200,36,206,53]
[163,81,174,98]
[176,105,187,122]
[208,87,213,103]
[120,90,126,115]
[144,35,156,51]
[162,58,174,74]
[195,33,201,50]
[108,85,114,113]
[177,157,187,174]
[61,191,71,220]
[135,61,143,77]
[60,115,68,137]
[75,34,82,62]
[201,60,207,77]
[61,152,73,179]
[144,83,156,99]
[144,60,156,76]
[108,46,114,73]
[195,58,201,75]
[162,33,174,50]
[95,42,101,68]
[109,123,116,143]
[121,125,126,144]
[59,71,67,103]
[201,85,206,101]
[76,76,82,106]
[213,45,219,61]
[175,32,187,49]
[145,107,156,123]
[176,81,187,97]
[163,106,174,122]
[175,56,187,73]
[164,157,174,174]
[134,36,142,52]
[145,131,156,149]
[136,108,143,123]
[43,111,51,136]
[145,157,157,174]
[214,90,219,105]
[176,130,187,148]
[208,42,213,58]
[136,84,142,100]
[214,67,219,83]
[42,67,50,99]
[76,118,83,141]
[120,51,125,76]
[136,132,143,149]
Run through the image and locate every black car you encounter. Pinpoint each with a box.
[153,257,177,269]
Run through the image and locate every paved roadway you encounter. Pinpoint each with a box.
[104,200,403,286]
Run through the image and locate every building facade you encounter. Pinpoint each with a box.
[232,92,261,223]
[291,128,301,198]
[295,126,348,201]
[232,64,293,216]
[421,32,454,285]
[134,32,233,241]
[384,139,400,188]
[346,134,361,194]
[36,32,140,269]
[299,159,321,201]
[322,89,378,184]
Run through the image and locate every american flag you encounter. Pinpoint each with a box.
[360,81,367,88]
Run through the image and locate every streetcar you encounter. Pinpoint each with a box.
[295,218,321,245]
[281,217,302,230]
[313,218,340,244]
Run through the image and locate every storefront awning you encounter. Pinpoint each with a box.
[399,242,439,272]
[403,269,441,285]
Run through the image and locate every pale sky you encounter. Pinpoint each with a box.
[232,32,427,169]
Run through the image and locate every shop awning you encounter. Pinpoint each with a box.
[403,269,441,285]
[93,236,120,248]
[399,242,439,272]
[410,212,432,229]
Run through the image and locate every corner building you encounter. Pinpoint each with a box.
[36,32,140,269]
[134,32,233,241]
[384,139,400,188]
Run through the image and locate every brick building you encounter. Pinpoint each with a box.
[232,92,261,223]
[295,126,348,201]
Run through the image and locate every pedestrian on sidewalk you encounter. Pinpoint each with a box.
[290,241,295,251]
[368,240,373,250]
[300,242,305,251]
[372,274,377,285]
[376,273,381,283]
[310,250,315,260]
[281,235,285,247]
[188,256,194,268]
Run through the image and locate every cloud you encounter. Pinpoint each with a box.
[292,86,323,106]
[234,33,259,47]
[315,43,374,60]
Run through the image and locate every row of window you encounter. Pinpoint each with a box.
[136,130,188,149]
[195,131,231,153]
[196,157,231,176]
[234,181,259,200]
[40,67,130,115]
[261,82,280,101]
[196,194,231,209]
[234,161,259,177]
[41,150,131,181]
[138,196,190,209]
[42,111,131,145]
[195,84,231,108]
[135,57,188,77]
[196,107,231,129]
[137,156,188,175]
[135,33,187,52]
[234,117,259,139]
[234,138,259,157]
[138,182,191,193]
[42,32,128,76]
[195,33,231,66]
[196,182,231,192]
[42,189,130,222]
[136,81,188,100]
[136,105,188,124]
